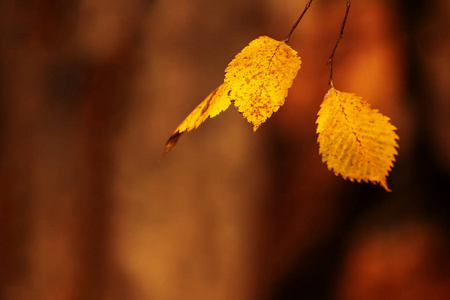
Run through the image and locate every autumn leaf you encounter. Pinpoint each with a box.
[165,36,301,152]
[316,88,399,191]
[225,36,301,131]
[165,83,230,153]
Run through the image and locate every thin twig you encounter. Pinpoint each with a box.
[328,0,351,87]
[284,0,314,43]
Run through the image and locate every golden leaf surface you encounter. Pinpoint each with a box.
[316,88,399,191]
[165,36,301,152]
[225,36,301,131]
[165,83,230,153]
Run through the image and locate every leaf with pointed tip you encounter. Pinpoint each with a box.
[226,36,301,131]
[165,83,230,153]
[316,88,399,191]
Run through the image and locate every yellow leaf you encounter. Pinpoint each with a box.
[165,83,231,153]
[225,36,301,131]
[316,88,399,191]
[165,36,301,152]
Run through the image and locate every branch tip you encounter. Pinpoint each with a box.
[284,0,314,43]
[328,0,351,86]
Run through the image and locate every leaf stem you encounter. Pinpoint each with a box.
[328,0,351,87]
[284,0,314,43]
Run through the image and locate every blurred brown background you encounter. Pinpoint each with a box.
[1,0,450,299]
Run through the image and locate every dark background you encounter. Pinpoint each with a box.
[1,0,449,299]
